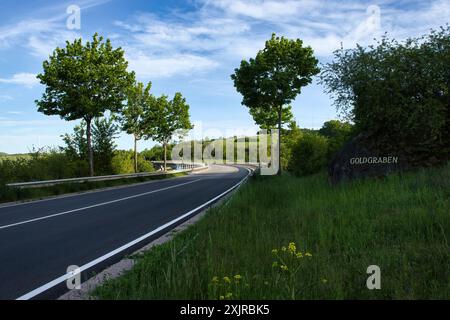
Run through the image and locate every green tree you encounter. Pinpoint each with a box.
[92,117,119,175]
[36,33,135,176]
[319,120,353,160]
[145,93,193,171]
[280,121,303,170]
[288,132,328,176]
[120,81,154,173]
[60,122,88,160]
[231,33,320,174]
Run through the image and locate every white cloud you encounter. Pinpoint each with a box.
[28,30,81,59]
[0,73,39,88]
[127,51,218,79]
[5,111,23,115]
[0,95,13,102]
[205,0,319,20]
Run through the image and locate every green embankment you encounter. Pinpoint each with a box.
[94,164,449,300]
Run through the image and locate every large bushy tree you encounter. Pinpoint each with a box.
[231,33,320,174]
[36,33,135,176]
[320,26,450,163]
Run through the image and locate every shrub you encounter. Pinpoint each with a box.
[0,150,89,183]
[319,120,353,161]
[111,150,155,174]
[111,151,135,174]
[320,26,450,163]
[288,133,328,176]
[137,155,155,173]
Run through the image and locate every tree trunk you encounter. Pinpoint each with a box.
[163,142,167,172]
[86,118,94,177]
[277,106,282,176]
[134,136,138,173]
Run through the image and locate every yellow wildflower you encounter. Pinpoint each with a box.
[280,265,289,271]
[234,275,242,281]
[225,292,233,299]
[219,295,225,300]
[321,278,328,284]
[223,276,231,283]
[305,252,312,257]
[211,276,219,283]
[281,246,287,252]
[271,249,278,255]
[272,261,279,268]
[296,252,303,258]
[288,242,297,254]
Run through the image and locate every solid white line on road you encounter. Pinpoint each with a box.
[16,168,251,300]
[0,179,202,231]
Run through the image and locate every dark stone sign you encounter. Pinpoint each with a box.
[328,133,405,185]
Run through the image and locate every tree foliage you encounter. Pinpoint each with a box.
[288,132,328,176]
[92,117,120,175]
[120,81,154,172]
[231,33,320,173]
[36,33,135,175]
[145,93,193,170]
[319,120,354,160]
[61,118,119,175]
[320,26,450,162]
[61,122,87,160]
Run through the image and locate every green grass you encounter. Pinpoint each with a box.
[93,164,449,300]
[0,172,186,204]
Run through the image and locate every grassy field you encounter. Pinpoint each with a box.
[0,153,31,161]
[0,172,186,204]
[93,164,449,300]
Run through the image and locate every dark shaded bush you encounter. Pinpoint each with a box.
[319,120,354,161]
[288,133,329,176]
[321,26,450,164]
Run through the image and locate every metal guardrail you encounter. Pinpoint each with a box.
[7,163,208,189]
[151,161,206,171]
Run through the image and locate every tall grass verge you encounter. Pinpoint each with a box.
[93,164,449,299]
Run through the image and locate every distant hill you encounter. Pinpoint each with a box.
[0,153,31,160]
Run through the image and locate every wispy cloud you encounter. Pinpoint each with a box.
[115,0,450,79]
[0,95,14,102]
[0,0,110,58]
[0,73,39,88]
[126,51,218,79]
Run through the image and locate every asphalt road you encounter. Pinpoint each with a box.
[0,165,250,300]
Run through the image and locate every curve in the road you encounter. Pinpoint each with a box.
[0,165,250,300]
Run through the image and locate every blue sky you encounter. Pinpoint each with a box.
[0,0,448,153]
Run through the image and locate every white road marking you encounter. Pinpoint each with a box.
[0,173,190,209]
[0,179,202,231]
[16,168,251,300]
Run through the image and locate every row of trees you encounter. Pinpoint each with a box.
[36,33,193,176]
